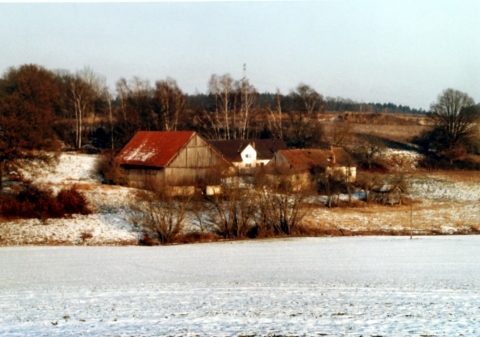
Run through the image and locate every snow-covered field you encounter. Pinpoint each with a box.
[1,236,480,336]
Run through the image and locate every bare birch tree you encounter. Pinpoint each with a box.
[154,78,186,131]
[267,89,284,140]
[239,78,257,139]
[116,78,129,123]
[68,67,104,149]
[208,74,235,139]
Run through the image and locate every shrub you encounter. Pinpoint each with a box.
[175,231,221,244]
[138,232,160,246]
[95,150,127,185]
[0,184,91,220]
[57,186,92,215]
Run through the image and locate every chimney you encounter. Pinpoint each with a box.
[330,146,336,164]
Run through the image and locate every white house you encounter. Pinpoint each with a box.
[208,139,287,173]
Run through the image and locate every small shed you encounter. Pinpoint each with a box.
[371,184,404,205]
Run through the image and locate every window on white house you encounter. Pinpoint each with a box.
[245,154,251,158]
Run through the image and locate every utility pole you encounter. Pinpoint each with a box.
[242,63,247,139]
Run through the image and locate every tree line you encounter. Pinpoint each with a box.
[0,64,427,152]
[1,63,479,190]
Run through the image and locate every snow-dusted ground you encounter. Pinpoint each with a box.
[1,237,480,336]
[2,150,480,244]
[1,153,141,245]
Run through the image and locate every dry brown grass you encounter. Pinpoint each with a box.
[349,123,427,144]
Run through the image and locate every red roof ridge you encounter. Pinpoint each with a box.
[117,131,195,168]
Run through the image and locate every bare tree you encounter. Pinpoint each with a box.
[153,78,186,131]
[290,83,326,119]
[204,178,256,238]
[130,187,192,244]
[331,121,355,148]
[253,168,310,235]
[315,169,348,208]
[356,173,382,204]
[116,77,129,123]
[267,89,284,140]
[354,134,386,169]
[68,67,104,149]
[284,84,326,148]
[238,77,258,139]
[103,88,114,149]
[426,88,479,161]
[208,74,235,139]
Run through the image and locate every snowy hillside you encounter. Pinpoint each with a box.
[1,153,141,245]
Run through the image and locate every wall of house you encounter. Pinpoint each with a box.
[239,145,257,170]
[256,159,270,167]
[123,167,165,189]
[268,152,290,167]
[325,166,357,182]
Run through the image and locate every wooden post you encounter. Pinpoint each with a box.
[410,197,413,239]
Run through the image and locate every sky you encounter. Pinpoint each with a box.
[0,1,479,110]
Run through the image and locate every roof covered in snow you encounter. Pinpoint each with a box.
[117,131,194,168]
[209,139,287,162]
[277,148,354,171]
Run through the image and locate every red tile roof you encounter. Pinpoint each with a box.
[117,131,194,168]
[277,148,354,171]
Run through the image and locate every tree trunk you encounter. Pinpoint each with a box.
[0,160,3,195]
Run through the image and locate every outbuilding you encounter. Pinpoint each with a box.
[371,184,404,205]
[116,131,232,190]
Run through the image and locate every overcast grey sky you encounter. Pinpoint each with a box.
[1,1,479,109]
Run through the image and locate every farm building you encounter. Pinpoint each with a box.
[266,147,356,184]
[371,184,404,205]
[116,131,232,191]
[208,139,287,173]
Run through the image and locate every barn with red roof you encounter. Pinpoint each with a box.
[117,131,232,189]
[265,147,356,190]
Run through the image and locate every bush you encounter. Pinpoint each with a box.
[95,150,127,185]
[57,187,92,215]
[417,155,480,171]
[0,184,91,220]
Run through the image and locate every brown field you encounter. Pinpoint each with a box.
[303,170,480,236]
[318,111,429,144]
